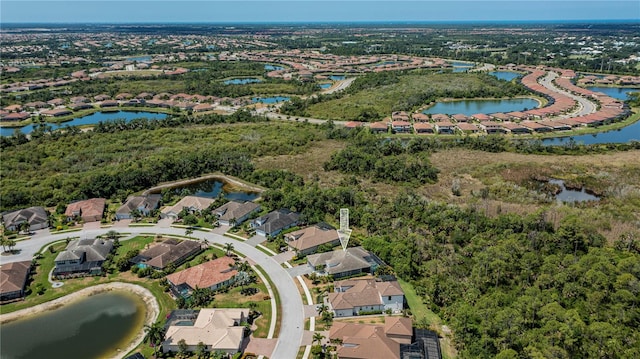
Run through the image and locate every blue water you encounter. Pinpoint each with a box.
[585,87,640,101]
[451,61,474,72]
[489,71,522,82]
[319,83,332,89]
[126,55,151,62]
[179,180,260,201]
[265,64,284,71]
[1,111,168,136]
[329,75,346,81]
[542,120,640,145]
[224,78,262,85]
[252,96,290,104]
[548,179,600,203]
[423,98,539,116]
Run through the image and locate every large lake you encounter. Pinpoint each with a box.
[423,98,539,116]
[541,119,640,145]
[0,291,146,359]
[585,87,640,100]
[489,71,522,82]
[1,111,168,136]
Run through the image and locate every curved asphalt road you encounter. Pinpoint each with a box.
[1,227,304,359]
[539,71,597,118]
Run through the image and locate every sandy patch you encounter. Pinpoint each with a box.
[0,282,160,359]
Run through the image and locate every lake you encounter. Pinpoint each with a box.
[585,87,640,101]
[264,64,284,71]
[252,96,290,104]
[174,179,260,201]
[541,119,640,145]
[329,75,346,81]
[489,71,522,82]
[224,78,262,85]
[423,98,539,116]
[451,61,474,72]
[1,111,168,136]
[126,55,152,62]
[319,83,332,89]
[0,291,146,359]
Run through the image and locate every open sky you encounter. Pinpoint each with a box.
[1,0,638,23]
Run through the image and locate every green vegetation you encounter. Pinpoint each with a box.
[282,71,529,120]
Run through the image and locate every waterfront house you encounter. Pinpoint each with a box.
[53,238,114,277]
[413,122,434,134]
[369,121,389,133]
[166,256,239,298]
[478,121,506,134]
[130,239,203,270]
[162,308,248,355]
[285,223,340,255]
[250,209,300,237]
[161,195,216,220]
[115,194,162,220]
[214,201,261,227]
[2,112,31,122]
[2,206,49,232]
[0,261,32,303]
[328,278,405,317]
[434,121,456,134]
[456,122,480,134]
[41,108,73,117]
[65,198,106,222]
[391,120,412,133]
[99,100,119,108]
[411,113,429,122]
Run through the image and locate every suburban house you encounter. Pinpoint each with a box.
[115,194,162,220]
[391,120,412,133]
[64,198,106,222]
[161,195,216,220]
[214,201,261,227]
[250,209,300,237]
[162,308,248,355]
[285,223,340,255]
[2,206,49,232]
[0,261,32,303]
[328,278,405,317]
[413,122,434,134]
[130,239,203,270]
[166,256,239,298]
[369,121,389,133]
[306,247,384,279]
[434,121,456,134]
[329,316,413,359]
[53,238,114,277]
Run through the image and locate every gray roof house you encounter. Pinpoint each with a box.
[250,209,300,237]
[0,261,32,303]
[214,201,261,227]
[2,206,49,232]
[115,194,162,220]
[130,239,203,270]
[307,246,384,279]
[53,238,114,277]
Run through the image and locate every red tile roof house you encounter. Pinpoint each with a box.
[328,278,405,317]
[99,100,119,108]
[369,121,389,133]
[452,113,469,122]
[478,121,507,134]
[166,256,239,298]
[68,102,94,111]
[0,261,32,303]
[391,120,412,133]
[193,103,214,112]
[285,223,340,255]
[94,94,111,101]
[344,121,363,129]
[434,121,456,134]
[430,113,451,122]
[64,198,106,222]
[456,122,480,134]
[472,113,492,122]
[214,200,261,227]
[413,122,434,134]
[521,121,553,133]
[330,317,413,359]
[130,238,203,271]
[501,122,532,134]
[411,113,429,122]
[47,98,66,106]
[41,108,73,117]
[2,112,31,122]
[3,104,23,112]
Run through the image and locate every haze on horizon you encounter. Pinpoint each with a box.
[1,0,639,24]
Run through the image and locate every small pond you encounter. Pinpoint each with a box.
[224,78,262,85]
[489,71,522,82]
[252,96,290,104]
[423,98,539,116]
[265,64,284,71]
[319,83,332,89]
[329,75,346,81]
[451,61,474,72]
[172,179,260,202]
[548,179,600,203]
[0,111,168,136]
[126,55,152,62]
[585,86,640,101]
[0,291,146,359]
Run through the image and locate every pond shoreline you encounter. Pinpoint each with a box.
[0,282,159,359]
[141,172,265,197]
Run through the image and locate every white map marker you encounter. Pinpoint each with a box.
[337,208,352,251]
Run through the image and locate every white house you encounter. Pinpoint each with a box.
[328,278,405,317]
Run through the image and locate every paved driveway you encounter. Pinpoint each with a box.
[1,226,306,359]
[287,264,314,277]
[245,234,265,247]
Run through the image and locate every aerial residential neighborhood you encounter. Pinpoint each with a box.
[1,1,639,359]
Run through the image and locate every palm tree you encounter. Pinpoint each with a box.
[313,332,325,345]
[7,239,16,253]
[195,341,208,359]
[185,227,194,237]
[143,321,166,357]
[224,242,234,256]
